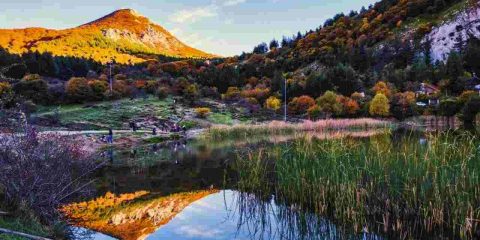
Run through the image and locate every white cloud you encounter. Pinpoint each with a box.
[169,0,247,24]
[169,6,217,23]
[175,225,224,238]
[219,0,247,7]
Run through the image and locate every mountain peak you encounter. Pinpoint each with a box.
[82,8,151,30]
[0,9,215,64]
[110,8,144,18]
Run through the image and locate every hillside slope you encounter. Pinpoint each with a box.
[0,9,215,64]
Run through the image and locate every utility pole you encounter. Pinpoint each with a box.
[284,76,287,122]
[108,61,113,94]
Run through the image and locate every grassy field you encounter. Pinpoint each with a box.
[36,97,174,129]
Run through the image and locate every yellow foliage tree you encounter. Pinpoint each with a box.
[369,93,390,117]
[264,96,281,111]
[0,82,12,96]
[372,81,392,98]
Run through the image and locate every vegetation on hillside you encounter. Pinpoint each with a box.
[0,9,214,64]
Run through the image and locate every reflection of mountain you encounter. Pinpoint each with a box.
[62,190,218,240]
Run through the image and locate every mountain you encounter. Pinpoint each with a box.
[62,190,218,240]
[0,9,215,64]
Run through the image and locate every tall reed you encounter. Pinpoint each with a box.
[208,119,391,140]
[234,132,480,239]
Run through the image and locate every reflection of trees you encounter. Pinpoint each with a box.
[231,191,378,240]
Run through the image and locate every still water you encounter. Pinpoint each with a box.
[65,129,446,240]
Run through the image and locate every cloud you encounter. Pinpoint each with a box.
[219,0,247,6]
[175,225,224,238]
[169,0,247,24]
[169,6,217,23]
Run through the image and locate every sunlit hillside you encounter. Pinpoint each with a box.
[0,9,216,64]
[61,190,218,240]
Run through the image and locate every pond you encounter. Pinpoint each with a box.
[63,128,480,240]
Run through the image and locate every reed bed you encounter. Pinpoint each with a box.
[207,118,391,140]
[234,132,480,239]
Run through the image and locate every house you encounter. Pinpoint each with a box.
[416,83,440,107]
[416,83,440,96]
[466,74,480,94]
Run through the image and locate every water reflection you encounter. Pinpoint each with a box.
[67,129,404,240]
[79,190,382,240]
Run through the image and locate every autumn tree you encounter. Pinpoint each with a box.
[369,93,390,117]
[264,96,281,111]
[88,80,108,100]
[390,92,418,120]
[66,77,93,103]
[288,95,315,115]
[372,81,392,98]
[340,97,360,116]
[316,91,342,118]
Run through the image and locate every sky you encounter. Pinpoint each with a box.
[0,0,379,56]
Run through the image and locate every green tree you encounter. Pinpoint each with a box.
[13,76,48,104]
[316,91,342,118]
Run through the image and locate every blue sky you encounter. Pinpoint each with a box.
[0,0,379,56]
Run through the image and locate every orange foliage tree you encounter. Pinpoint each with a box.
[288,95,316,115]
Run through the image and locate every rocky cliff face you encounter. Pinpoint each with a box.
[426,6,480,61]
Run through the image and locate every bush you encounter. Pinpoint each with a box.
[88,80,108,101]
[316,91,342,117]
[156,86,169,99]
[65,77,93,103]
[439,98,462,117]
[462,96,480,128]
[0,82,12,96]
[195,107,211,118]
[341,97,360,116]
[184,84,199,102]
[0,82,15,107]
[145,80,158,94]
[390,92,418,120]
[0,126,98,223]
[288,95,316,115]
[200,86,220,98]
[222,87,241,101]
[459,90,477,104]
[13,78,48,104]
[369,93,390,117]
[307,105,322,119]
[264,96,282,111]
[241,87,270,103]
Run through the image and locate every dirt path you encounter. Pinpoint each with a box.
[38,129,151,136]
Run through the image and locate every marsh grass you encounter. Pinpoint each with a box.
[207,119,390,140]
[234,132,480,239]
